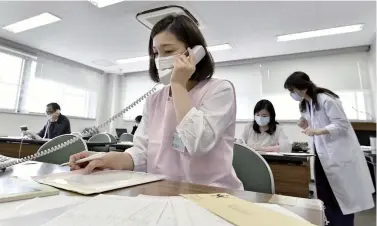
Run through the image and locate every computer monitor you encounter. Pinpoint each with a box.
[115,128,128,138]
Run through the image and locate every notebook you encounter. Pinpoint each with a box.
[33,169,165,195]
[0,177,59,203]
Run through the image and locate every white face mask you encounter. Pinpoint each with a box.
[290,92,304,101]
[255,116,270,127]
[155,54,179,71]
[46,114,52,121]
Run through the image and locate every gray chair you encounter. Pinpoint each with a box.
[119,133,134,142]
[88,132,112,142]
[36,134,87,165]
[232,143,275,194]
[105,133,117,143]
[87,132,112,152]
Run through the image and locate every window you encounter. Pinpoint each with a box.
[0,52,24,110]
[121,73,158,120]
[262,94,301,120]
[24,76,97,118]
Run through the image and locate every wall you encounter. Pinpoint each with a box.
[368,35,376,119]
[0,112,96,136]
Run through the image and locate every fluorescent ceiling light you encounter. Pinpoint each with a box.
[277,24,364,42]
[115,43,232,64]
[207,44,232,52]
[3,13,61,33]
[88,0,125,8]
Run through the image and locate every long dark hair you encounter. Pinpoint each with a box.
[284,71,339,113]
[148,15,214,83]
[253,99,279,135]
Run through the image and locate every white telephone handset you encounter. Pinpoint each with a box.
[0,45,206,170]
[159,45,206,85]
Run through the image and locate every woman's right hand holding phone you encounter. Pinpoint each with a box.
[297,117,309,129]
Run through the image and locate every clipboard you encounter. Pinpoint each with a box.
[181,193,317,226]
[33,169,165,195]
[0,177,59,203]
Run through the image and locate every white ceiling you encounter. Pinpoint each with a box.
[0,1,375,74]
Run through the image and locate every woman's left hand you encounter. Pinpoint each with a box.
[170,48,196,86]
[302,128,322,136]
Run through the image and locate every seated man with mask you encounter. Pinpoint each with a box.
[37,103,71,139]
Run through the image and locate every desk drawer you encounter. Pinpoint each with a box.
[268,162,310,198]
[0,143,39,158]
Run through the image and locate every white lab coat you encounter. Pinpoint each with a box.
[302,93,375,214]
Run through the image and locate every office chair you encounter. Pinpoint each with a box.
[36,134,87,165]
[105,133,117,143]
[232,143,275,194]
[119,133,134,142]
[87,133,113,152]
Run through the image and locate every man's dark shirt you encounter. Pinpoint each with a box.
[38,114,71,139]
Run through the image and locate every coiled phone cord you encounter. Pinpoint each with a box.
[0,85,159,169]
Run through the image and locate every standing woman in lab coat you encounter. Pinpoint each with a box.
[284,71,374,226]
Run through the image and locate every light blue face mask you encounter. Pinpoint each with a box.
[255,116,270,127]
[290,92,304,101]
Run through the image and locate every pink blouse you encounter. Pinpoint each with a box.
[126,78,243,190]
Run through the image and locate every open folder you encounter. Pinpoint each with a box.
[33,169,165,195]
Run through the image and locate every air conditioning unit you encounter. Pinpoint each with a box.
[136,5,199,30]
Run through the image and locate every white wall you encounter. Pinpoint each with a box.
[368,35,376,120]
[0,112,96,136]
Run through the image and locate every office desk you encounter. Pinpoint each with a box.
[0,162,324,226]
[109,142,134,151]
[0,137,114,158]
[105,142,311,198]
[0,137,47,158]
[260,153,311,198]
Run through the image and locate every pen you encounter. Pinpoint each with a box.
[61,153,106,167]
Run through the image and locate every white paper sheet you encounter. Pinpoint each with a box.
[137,195,233,226]
[0,204,79,226]
[138,195,312,225]
[41,194,167,226]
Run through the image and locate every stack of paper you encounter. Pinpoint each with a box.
[39,194,167,226]
[0,193,317,226]
[0,195,89,226]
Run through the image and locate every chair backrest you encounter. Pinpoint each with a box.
[87,133,113,152]
[232,143,275,194]
[88,133,112,143]
[36,134,87,164]
[105,133,117,143]
[119,133,134,142]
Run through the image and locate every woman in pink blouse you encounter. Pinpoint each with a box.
[69,15,243,190]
